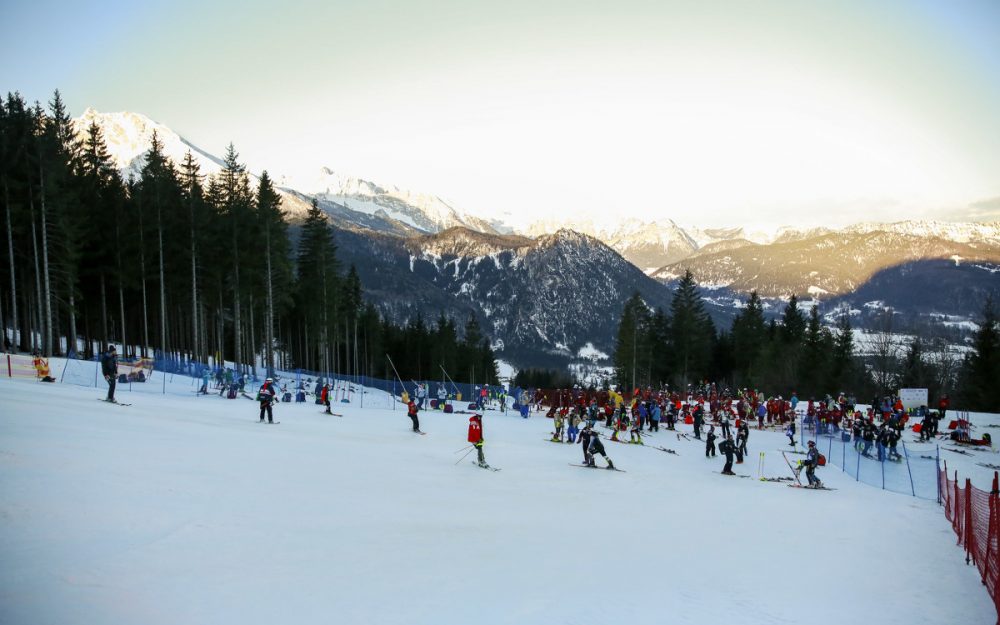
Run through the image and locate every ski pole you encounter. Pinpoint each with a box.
[455,446,476,465]
[454,445,474,454]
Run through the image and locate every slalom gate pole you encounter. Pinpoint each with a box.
[439,364,461,396]
[385,354,406,396]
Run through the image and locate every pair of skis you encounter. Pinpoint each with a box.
[569,463,626,473]
[96,398,131,406]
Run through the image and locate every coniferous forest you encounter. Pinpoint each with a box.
[0,90,498,386]
[611,270,1000,411]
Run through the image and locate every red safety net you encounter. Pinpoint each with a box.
[939,463,1000,625]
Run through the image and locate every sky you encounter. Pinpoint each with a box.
[2,0,999,230]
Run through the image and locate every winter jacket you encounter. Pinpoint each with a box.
[468,416,483,444]
[804,446,820,468]
[101,352,118,377]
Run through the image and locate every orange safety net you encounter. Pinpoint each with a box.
[940,464,1000,625]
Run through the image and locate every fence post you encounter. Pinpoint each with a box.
[842,435,846,471]
[881,452,886,490]
[937,447,942,505]
[966,478,975,565]
[856,443,861,481]
[987,473,998,585]
[955,471,962,540]
[902,441,916,497]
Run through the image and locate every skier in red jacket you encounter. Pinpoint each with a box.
[407,399,422,433]
[468,413,487,467]
[321,383,331,414]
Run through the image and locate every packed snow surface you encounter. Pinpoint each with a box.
[1,374,994,625]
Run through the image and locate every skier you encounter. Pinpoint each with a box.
[736,420,749,459]
[692,405,703,440]
[407,398,422,433]
[101,345,118,402]
[719,435,736,475]
[629,414,643,444]
[785,420,796,447]
[720,412,731,439]
[257,377,277,423]
[801,440,823,488]
[579,426,595,465]
[321,383,332,414]
[199,367,211,395]
[415,383,427,410]
[705,425,717,457]
[437,384,448,410]
[568,409,581,444]
[586,430,615,470]
[468,413,487,467]
[552,410,565,442]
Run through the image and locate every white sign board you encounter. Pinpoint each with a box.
[898,388,929,411]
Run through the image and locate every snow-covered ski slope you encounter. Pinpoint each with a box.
[1,375,994,625]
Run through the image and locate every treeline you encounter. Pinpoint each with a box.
[615,270,875,397]
[512,367,576,389]
[614,270,1000,411]
[0,90,497,385]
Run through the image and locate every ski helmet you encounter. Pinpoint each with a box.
[266,377,273,382]
[807,440,815,447]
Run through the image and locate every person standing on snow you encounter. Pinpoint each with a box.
[586,430,615,470]
[705,425,717,457]
[692,404,704,440]
[568,408,582,444]
[407,398,422,433]
[414,383,427,410]
[437,384,447,410]
[736,420,749,459]
[552,409,565,442]
[801,440,823,488]
[785,420,796,447]
[468,413,487,467]
[321,383,332,414]
[101,345,118,402]
[719,435,736,475]
[257,377,277,423]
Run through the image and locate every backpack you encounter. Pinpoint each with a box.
[818,454,826,467]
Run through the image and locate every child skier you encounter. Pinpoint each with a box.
[630,416,643,444]
[568,409,581,444]
[552,410,565,442]
[407,399,421,433]
[586,430,615,470]
[321,383,331,414]
[801,440,823,488]
[257,377,277,423]
[705,425,717,457]
[468,413,486,467]
[719,435,736,475]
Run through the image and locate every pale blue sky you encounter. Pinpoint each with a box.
[3,0,999,228]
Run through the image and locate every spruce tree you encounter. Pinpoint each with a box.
[958,298,1000,411]
[668,270,713,387]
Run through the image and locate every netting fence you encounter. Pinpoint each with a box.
[801,418,940,500]
[940,465,1000,625]
[55,352,522,412]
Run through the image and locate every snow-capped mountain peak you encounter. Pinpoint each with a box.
[278,166,500,235]
[73,109,222,180]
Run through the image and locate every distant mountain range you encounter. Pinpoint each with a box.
[74,109,1000,368]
